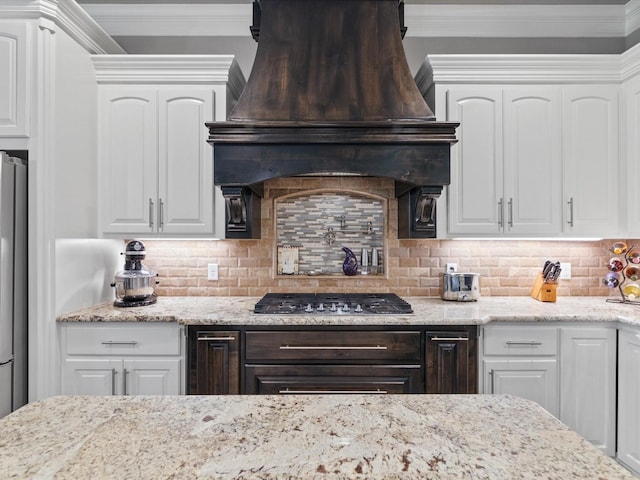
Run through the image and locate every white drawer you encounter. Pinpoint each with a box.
[64,323,182,356]
[483,326,557,356]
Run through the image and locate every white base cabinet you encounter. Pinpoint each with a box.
[560,327,617,456]
[618,326,640,474]
[481,323,617,455]
[61,323,184,396]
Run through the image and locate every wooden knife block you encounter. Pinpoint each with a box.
[530,273,557,303]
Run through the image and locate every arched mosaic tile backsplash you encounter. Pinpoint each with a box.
[275,191,385,275]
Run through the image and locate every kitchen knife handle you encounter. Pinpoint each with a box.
[148,198,154,229]
[567,197,574,227]
[497,198,504,229]
[158,198,164,230]
[507,198,513,228]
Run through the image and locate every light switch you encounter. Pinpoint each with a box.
[207,263,219,281]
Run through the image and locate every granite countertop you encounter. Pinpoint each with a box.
[56,296,640,327]
[0,394,634,479]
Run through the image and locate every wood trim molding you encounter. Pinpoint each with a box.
[429,54,622,84]
[0,0,124,54]
[92,54,245,85]
[622,42,640,81]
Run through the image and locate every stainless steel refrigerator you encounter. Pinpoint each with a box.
[0,151,27,418]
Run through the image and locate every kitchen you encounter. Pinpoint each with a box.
[2,0,640,477]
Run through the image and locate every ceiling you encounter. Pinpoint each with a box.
[76,0,639,75]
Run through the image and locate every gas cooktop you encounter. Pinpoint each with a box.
[253,293,413,315]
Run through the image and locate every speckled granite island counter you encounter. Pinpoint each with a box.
[56,296,640,326]
[0,394,635,479]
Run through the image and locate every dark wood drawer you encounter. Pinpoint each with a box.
[244,364,423,394]
[245,330,421,362]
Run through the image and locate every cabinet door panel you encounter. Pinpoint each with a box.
[504,88,561,234]
[483,359,558,417]
[446,87,503,234]
[158,89,214,234]
[0,23,27,137]
[124,358,181,395]
[618,329,640,473]
[63,359,121,395]
[560,328,616,455]
[426,332,477,394]
[100,88,158,233]
[625,77,640,237]
[563,86,619,235]
[189,330,240,395]
[245,365,422,394]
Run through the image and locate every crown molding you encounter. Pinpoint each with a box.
[428,54,622,84]
[0,0,124,53]
[628,0,640,36]
[81,3,252,37]
[92,54,246,86]
[405,4,625,38]
[622,42,640,81]
[80,3,630,39]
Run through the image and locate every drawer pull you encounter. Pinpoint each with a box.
[101,341,138,346]
[198,336,236,341]
[111,369,117,395]
[279,389,387,394]
[430,337,469,341]
[279,345,388,351]
[505,341,543,346]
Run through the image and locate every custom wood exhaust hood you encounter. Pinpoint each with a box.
[207,0,458,239]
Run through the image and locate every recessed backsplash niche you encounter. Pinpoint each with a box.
[275,190,385,276]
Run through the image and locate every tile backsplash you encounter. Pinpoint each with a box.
[135,176,636,298]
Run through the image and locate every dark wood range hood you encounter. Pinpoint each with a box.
[207,0,458,239]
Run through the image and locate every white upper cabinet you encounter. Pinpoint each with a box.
[432,55,621,238]
[0,22,28,137]
[624,75,640,237]
[562,86,620,237]
[445,85,561,236]
[95,55,245,237]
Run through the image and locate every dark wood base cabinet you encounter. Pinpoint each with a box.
[187,325,477,395]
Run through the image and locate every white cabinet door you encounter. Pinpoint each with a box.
[124,358,182,395]
[503,88,562,235]
[483,359,559,417]
[63,359,122,395]
[99,87,158,234]
[625,76,640,237]
[0,22,28,137]
[562,86,619,236]
[560,328,616,456]
[446,87,504,235]
[158,89,214,234]
[618,328,640,474]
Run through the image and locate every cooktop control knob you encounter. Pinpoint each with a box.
[330,303,337,312]
[342,304,350,312]
[304,303,313,313]
[354,304,363,313]
[317,303,325,312]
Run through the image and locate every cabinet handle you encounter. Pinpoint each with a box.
[101,341,138,346]
[497,198,504,229]
[505,341,542,346]
[567,197,574,227]
[279,389,387,394]
[507,197,513,228]
[197,336,236,341]
[489,369,495,394]
[123,368,128,395]
[279,345,388,350]
[111,369,117,395]
[430,337,469,342]
[158,198,164,230]
[148,198,154,229]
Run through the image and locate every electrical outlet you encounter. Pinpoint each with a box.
[559,262,571,279]
[207,263,219,281]
[446,263,458,273]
